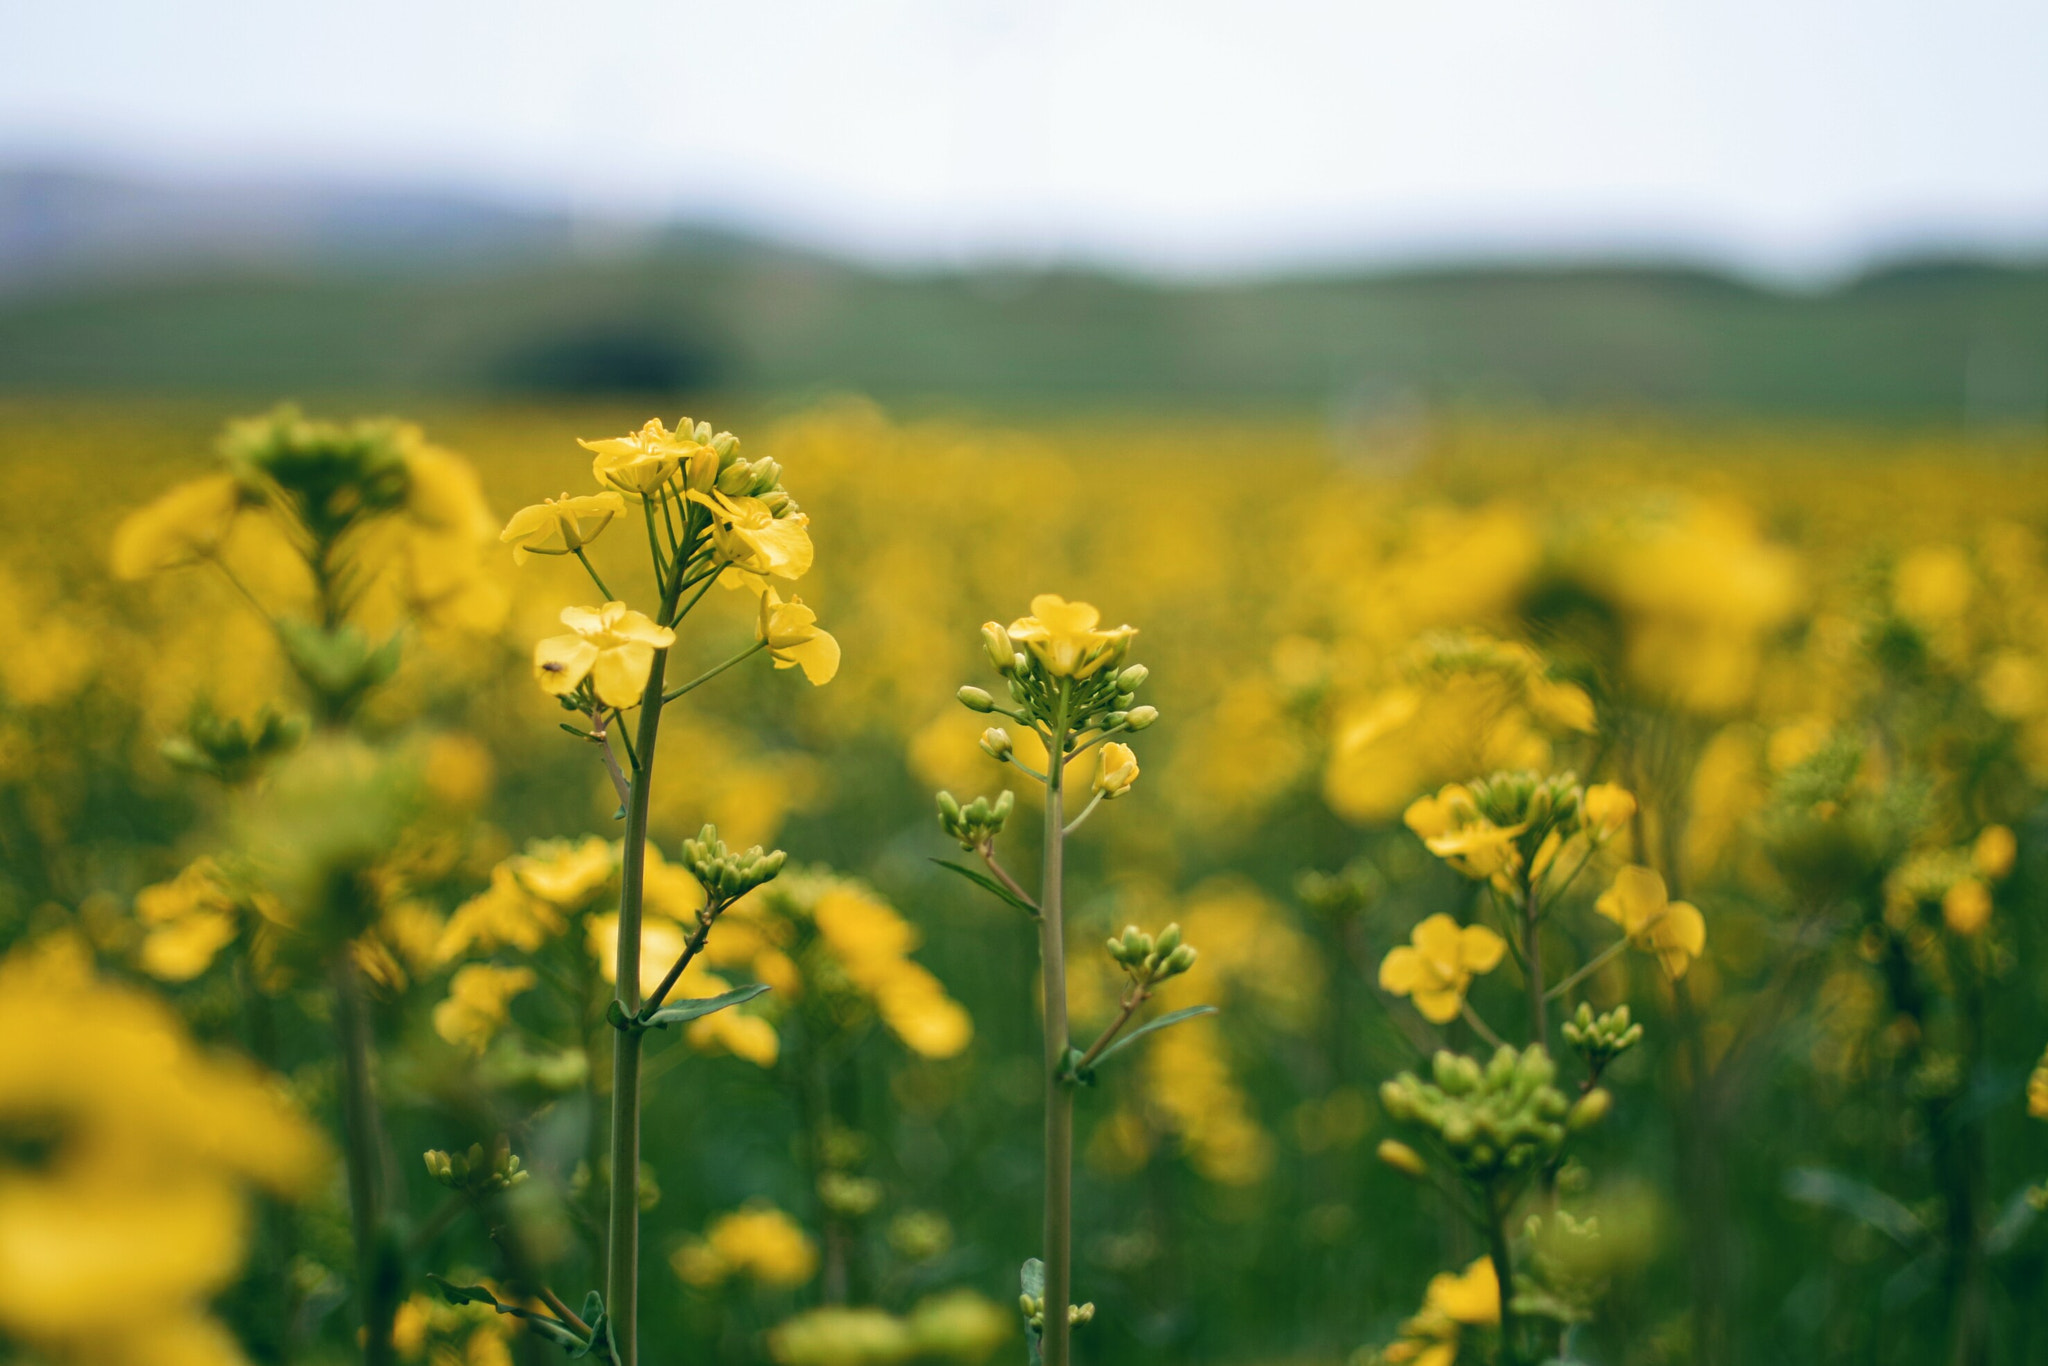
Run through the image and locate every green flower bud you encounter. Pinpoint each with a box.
[716,459,755,494]
[937,790,963,823]
[982,623,1017,674]
[981,727,1014,761]
[1165,945,1198,975]
[1377,1139,1429,1180]
[1116,664,1149,691]
[1125,705,1160,731]
[1154,923,1182,956]
[958,686,996,713]
[1568,1088,1612,1132]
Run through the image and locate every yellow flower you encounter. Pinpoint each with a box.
[691,490,815,585]
[533,601,676,709]
[1005,594,1136,678]
[133,858,241,982]
[1973,825,2017,881]
[1425,822,1525,881]
[1402,785,1473,840]
[1378,914,1507,1024]
[767,1307,915,1366]
[511,836,617,907]
[1581,783,1637,838]
[673,1204,818,1288]
[1942,878,1993,936]
[0,945,323,1363]
[1095,741,1139,798]
[432,964,536,1053]
[812,887,973,1058]
[2028,1046,2048,1121]
[499,491,626,564]
[579,419,695,497]
[1595,865,1707,978]
[1380,1257,1499,1366]
[109,474,247,579]
[436,864,567,962]
[758,588,840,685]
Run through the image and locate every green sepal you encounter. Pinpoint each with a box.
[930,858,1037,917]
[642,982,772,1029]
[1090,1005,1219,1069]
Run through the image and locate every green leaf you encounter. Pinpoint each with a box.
[931,858,1037,917]
[427,1274,501,1309]
[1090,1005,1219,1068]
[1784,1167,1926,1247]
[643,983,772,1029]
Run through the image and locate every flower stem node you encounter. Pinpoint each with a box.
[937,789,1016,851]
[424,1139,530,1197]
[680,824,788,906]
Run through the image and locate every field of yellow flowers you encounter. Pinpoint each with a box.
[0,396,2044,1366]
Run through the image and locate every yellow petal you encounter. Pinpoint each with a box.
[591,641,656,709]
[1412,985,1464,1025]
[1379,945,1428,995]
[534,634,598,696]
[1458,924,1507,974]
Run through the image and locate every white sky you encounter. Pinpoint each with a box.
[2,0,2045,278]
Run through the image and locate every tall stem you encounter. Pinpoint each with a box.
[1486,1184,1521,1366]
[335,953,396,1366]
[605,651,670,1366]
[1522,881,1546,1051]
[1039,700,1074,1366]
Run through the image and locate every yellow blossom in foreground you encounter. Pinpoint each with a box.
[1382,1257,1500,1366]
[1942,878,1993,936]
[580,419,690,496]
[672,1203,818,1287]
[1095,741,1139,798]
[533,601,676,709]
[109,474,246,579]
[499,491,626,564]
[1581,782,1638,838]
[692,489,815,585]
[0,943,324,1365]
[432,963,536,1053]
[1595,865,1707,978]
[758,587,840,685]
[1005,594,1136,678]
[1973,824,2017,880]
[1379,913,1507,1024]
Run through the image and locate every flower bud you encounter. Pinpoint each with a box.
[1125,706,1159,731]
[981,623,1017,674]
[958,686,996,713]
[1116,664,1149,692]
[980,727,1013,761]
[1165,945,1197,975]
[715,459,755,495]
[1568,1088,1612,1131]
[937,790,963,823]
[1154,923,1182,956]
[993,790,1015,821]
[1377,1139,1429,1180]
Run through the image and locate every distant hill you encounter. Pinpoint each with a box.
[2,166,2045,424]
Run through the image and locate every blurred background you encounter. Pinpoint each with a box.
[4,5,2048,1366]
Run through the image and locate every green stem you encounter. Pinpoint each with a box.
[334,954,397,1366]
[1545,936,1632,1003]
[1039,689,1074,1366]
[1486,1184,1521,1366]
[574,549,615,601]
[662,641,767,704]
[1522,879,1546,1050]
[605,603,678,1366]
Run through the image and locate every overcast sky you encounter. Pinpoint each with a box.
[3,0,2044,278]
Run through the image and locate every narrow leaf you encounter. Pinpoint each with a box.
[643,982,772,1028]
[1092,1005,1219,1068]
[427,1274,501,1309]
[1784,1167,1926,1247]
[931,858,1037,916]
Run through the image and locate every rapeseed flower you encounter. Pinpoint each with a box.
[1378,914,1507,1024]
[1595,866,1706,978]
[758,588,841,685]
[533,601,676,709]
[432,963,536,1053]
[1004,595,1136,678]
[692,490,815,586]
[580,419,694,496]
[1380,1257,1499,1366]
[499,491,626,564]
[1095,741,1140,798]
[108,473,248,579]
[672,1203,818,1288]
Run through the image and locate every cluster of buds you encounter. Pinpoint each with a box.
[936,789,1015,852]
[1106,922,1198,985]
[1408,770,1635,889]
[681,824,788,907]
[1019,1293,1094,1331]
[963,605,1156,737]
[1380,1045,1572,1182]
[161,702,304,786]
[424,1139,530,1197]
[1562,1002,1644,1077]
[224,406,414,541]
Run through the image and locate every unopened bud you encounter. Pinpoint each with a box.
[1568,1088,1612,1132]
[1377,1139,1429,1180]
[1165,945,1197,974]
[1125,706,1159,731]
[715,460,754,495]
[958,686,996,713]
[982,623,1016,674]
[1154,923,1182,956]
[937,791,963,823]
[981,727,1014,761]
[1116,664,1149,691]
